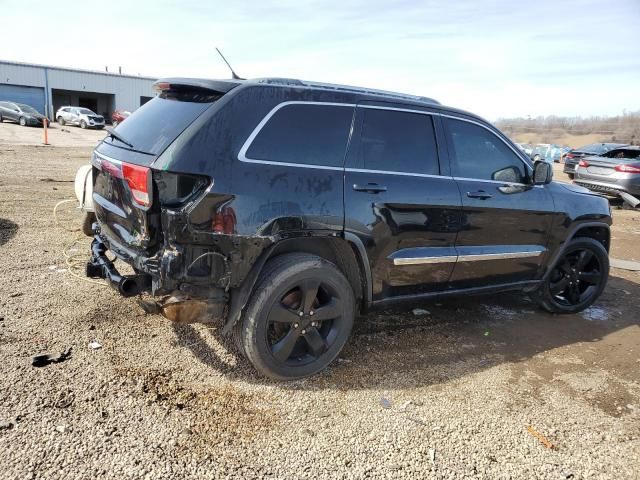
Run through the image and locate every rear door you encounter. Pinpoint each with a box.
[442,115,555,287]
[344,104,462,301]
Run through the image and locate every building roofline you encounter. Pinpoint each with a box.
[0,59,157,81]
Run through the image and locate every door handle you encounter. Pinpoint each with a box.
[466,190,492,200]
[353,183,387,194]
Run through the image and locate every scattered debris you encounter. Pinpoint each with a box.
[581,306,609,322]
[9,292,23,298]
[429,448,436,463]
[31,347,72,367]
[137,298,160,315]
[380,397,392,409]
[526,425,555,449]
[412,308,430,316]
[40,178,73,183]
[399,400,412,412]
[406,416,427,426]
[610,258,640,272]
[337,358,352,363]
[88,340,102,350]
[55,425,71,434]
[0,418,16,430]
[484,331,490,337]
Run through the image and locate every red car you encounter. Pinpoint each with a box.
[111,110,131,127]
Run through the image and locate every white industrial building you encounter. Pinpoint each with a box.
[0,60,157,121]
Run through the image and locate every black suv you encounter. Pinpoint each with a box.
[86,77,612,379]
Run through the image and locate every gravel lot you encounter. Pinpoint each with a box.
[1,123,639,479]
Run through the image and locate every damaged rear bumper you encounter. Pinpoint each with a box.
[86,236,227,323]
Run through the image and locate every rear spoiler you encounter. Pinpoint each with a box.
[153,77,243,95]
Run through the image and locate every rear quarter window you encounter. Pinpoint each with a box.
[243,103,354,167]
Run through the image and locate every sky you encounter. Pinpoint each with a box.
[1,0,639,120]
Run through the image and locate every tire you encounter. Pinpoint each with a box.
[57,116,65,126]
[0,114,3,123]
[567,173,575,180]
[112,120,118,128]
[96,126,104,130]
[533,154,540,161]
[19,117,27,127]
[81,212,96,237]
[234,253,355,380]
[80,120,87,129]
[531,237,609,314]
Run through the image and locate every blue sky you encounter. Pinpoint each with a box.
[1,0,638,119]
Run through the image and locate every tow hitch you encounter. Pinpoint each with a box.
[86,238,151,297]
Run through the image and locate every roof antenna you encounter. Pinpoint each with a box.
[215,48,244,80]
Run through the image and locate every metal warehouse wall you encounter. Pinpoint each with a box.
[0,61,156,118]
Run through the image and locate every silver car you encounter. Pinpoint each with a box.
[56,106,105,129]
[574,146,640,206]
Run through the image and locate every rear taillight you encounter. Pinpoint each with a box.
[615,164,640,173]
[565,153,575,159]
[122,163,152,207]
[578,159,589,167]
[212,207,236,234]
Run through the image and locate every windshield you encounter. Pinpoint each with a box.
[79,108,96,115]
[18,104,39,114]
[104,91,219,155]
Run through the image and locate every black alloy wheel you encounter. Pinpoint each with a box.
[267,278,344,364]
[532,237,609,313]
[236,253,355,380]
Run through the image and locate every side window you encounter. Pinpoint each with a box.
[355,107,439,175]
[446,118,526,182]
[245,104,353,167]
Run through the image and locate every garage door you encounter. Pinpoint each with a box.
[0,84,46,114]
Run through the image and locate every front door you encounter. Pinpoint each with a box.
[442,116,555,288]
[344,104,462,301]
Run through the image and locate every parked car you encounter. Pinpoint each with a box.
[515,143,533,156]
[82,77,612,379]
[0,101,49,127]
[56,106,105,129]
[112,109,131,127]
[574,146,640,207]
[563,143,628,179]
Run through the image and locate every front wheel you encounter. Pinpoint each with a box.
[57,116,65,126]
[80,120,87,129]
[567,172,575,180]
[112,120,118,128]
[19,117,27,126]
[531,237,609,314]
[235,253,355,380]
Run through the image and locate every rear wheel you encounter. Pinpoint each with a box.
[57,116,65,126]
[19,117,27,126]
[235,253,355,380]
[0,114,3,122]
[80,120,87,129]
[567,172,575,180]
[532,237,608,314]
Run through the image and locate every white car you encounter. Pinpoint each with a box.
[56,106,105,129]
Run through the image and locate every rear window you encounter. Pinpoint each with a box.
[105,91,220,155]
[244,103,353,167]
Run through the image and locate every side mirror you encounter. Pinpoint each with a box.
[533,160,553,185]
[492,166,522,183]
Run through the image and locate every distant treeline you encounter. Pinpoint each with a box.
[496,111,640,145]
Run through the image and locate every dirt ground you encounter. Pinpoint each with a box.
[1,122,639,479]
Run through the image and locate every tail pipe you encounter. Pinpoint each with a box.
[87,238,151,297]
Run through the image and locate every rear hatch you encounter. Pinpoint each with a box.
[92,78,240,255]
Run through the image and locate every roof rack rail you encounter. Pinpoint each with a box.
[253,78,439,105]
